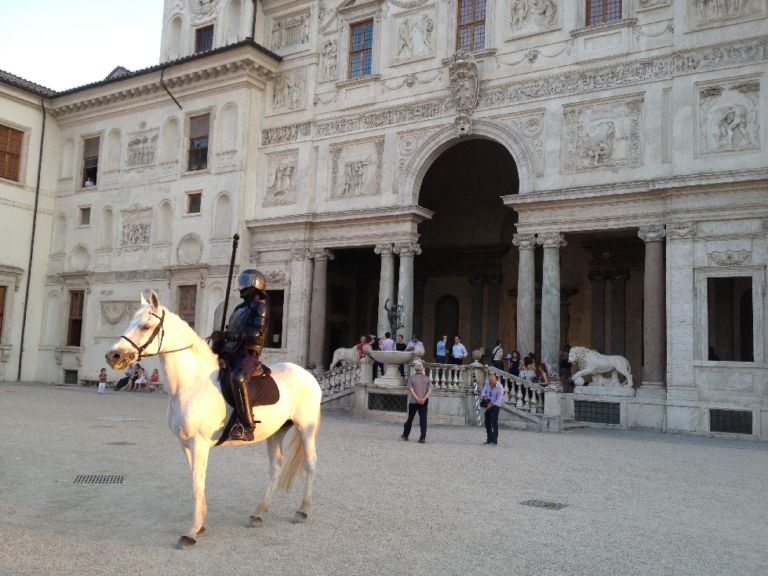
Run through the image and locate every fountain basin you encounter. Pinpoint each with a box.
[367,350,415,387]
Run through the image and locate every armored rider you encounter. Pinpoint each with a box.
[211,269,270,441]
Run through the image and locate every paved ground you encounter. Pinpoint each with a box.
[1,381,767,576]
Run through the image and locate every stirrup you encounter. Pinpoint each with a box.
[230,422,254,441]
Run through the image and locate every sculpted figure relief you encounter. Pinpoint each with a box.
[395,13,434,61]
[692,0,761,23]
[321,39,338,80]
[510,0,558,34]
[699,81,760,154]
[568,346,634,388]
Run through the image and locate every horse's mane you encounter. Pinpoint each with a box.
[157,305,217,364]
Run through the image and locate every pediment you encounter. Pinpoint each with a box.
[337,0,384,16]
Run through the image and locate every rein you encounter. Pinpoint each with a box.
[121,309,193,360]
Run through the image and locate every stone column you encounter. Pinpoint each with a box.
[589,271,606,353]
[513,233,536,358]
[308,248,334,369]
[537,232,566,378]
[374,243,395,337]
[485,275,502,352]
[469,275,484,352]
[609,270,629,356]
[394,242,421,341]
[289,246,313,366]
[638,224,667,388]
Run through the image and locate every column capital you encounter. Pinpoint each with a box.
[374,243,394,256]
[512,233,536,250]
[638,224,666,243]
[666,221,696,240]
[310,248,335,261]
[393,242,422,257]
[536,231,567,249]
[291,246,311,260]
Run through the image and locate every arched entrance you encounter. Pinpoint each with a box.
[415,137,520,360]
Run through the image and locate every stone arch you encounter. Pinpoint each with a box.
[401,119,536,205]
[212,192,232,239]
[218,103,238,152]
[160,116,181,163]
[225,0,242,44]
[156,200,173,243]
[52,213,66,254]
[99,207,114,250]
[60,138,74,179]
[106,129,121,171]
[42,292,61,346]
[167,15,184,60]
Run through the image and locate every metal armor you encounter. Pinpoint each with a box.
[220,297,270,358]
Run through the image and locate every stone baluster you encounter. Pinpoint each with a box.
[638,224,667,390]
[513,234,537,358]
[308,248,334,369]
[394,242,422,341]
[537,232,567,378]
[374,243,395,338]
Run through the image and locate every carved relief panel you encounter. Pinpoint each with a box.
[639,0,671,9]
[119,206,152,251]
[493,110,546,176]
[272,68,307,113]
[563,95,643,172]
[396,126,442,189]
[688,0,766,29]
[507,0,559,39]
[697,78,761,156]
[391,5,436,65]
[126,130,159,168]
[270,10,311,54]
[264,150,299,207]
[99,301,136,335]
[319,39,338,82]
[329,137,384,200]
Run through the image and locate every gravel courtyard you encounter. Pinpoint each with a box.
[1,382,766,576]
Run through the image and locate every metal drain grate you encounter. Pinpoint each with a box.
[106,441,137,446]
[74,474,124,484]
[520,499,567,510]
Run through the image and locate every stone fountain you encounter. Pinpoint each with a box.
[365,348,415,387]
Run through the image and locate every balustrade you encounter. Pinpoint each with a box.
[424,363,469,390]
[316,363,359,401]
[486,365,546,415]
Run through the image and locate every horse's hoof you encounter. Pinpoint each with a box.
[196,526,206,537]
[292,511,308,524]
[249,515,263,527]
[176,535,196,549]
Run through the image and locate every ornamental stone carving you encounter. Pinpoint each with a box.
[100,301,135,325]
[509,0,559,38]
[272,69,307,113]
[291,246,311,260]
[563,95,643,172]
[512,233,537,250]
[698,79,760,155]
[496,111,545,175]
[264,150,298,207]
[320,39,338,81]
[639,0,671,8]
[638,224,666,242]
[190,0,220,22]
[393,242,422,257]
[689,0,765,29]
[393,9,434,64]
[374,243,395,256]
[271,11,311,52]
[126,131,158,167]
[448,51,480,135]
[707,250,752,266]
[264,270,287,283]
[120,206,152,250]
[536,231,567,249]
[667,221,697,239]
[329,137,384,199]
[569,346,634,388]
[176,234,203,265]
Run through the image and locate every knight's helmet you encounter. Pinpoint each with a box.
[236,269,267,298]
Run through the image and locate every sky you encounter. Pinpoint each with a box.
[0,0,163,92]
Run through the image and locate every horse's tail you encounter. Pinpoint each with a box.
[278,429,305,492]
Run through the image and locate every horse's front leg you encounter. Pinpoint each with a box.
[295,423,319,523]
[250,428,288,526]
[177,436,210,549]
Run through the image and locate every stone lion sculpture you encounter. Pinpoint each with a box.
[568,346,634,388]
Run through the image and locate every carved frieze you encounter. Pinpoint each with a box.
[707,250,752,266]
[189,0,221,23]
[264,150,299,207]
[272,68,307,113]
[563,95,643,172]
[329,137,385,200]
[689,0,766,30]
[126,131,158,168]
[100,301,135,326]
[667,221,697,239]
[508,0,559,39]
[264,270,287,283]
[320,39,338,82]
[639,0,671,9]
[271,11,311,53]
[119,206,152,251]
[698,78,761,156]
[392,6,435,65]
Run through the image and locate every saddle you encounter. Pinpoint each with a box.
[218,363,280,409]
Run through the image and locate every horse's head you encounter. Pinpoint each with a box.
[106,291,167,370]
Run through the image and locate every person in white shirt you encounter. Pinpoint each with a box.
[451,336,467,365]
[491,340,504,370]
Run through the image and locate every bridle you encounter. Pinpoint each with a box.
[120,309,193,360]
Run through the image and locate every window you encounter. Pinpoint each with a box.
[79,207,91,226]
[187,192,202,214]
[265,290,284,348]
[67,290,85,347]
[457,0,486,52]
[82,136,99,187]
[0,124,23,182]
[0,285,6,341]
[178,285,197,330]
[586,0,622,27]
[188,115,209,171]
[349,20,373,79]
[195,25,215,53]
[707,277,753,362]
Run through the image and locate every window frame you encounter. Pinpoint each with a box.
[78,206,91,227]
[0,285,6,342]
[81,136,100,188]
[195,24,215,53]
[66,290,85,347]
[178,285,198,330]
[585,0,623,28]
[186,191,202,215]
[348,19,374,80]
[187,114,210,172]
[456,0,487,53]
[0,124,24,183]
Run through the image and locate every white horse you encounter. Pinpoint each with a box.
[105,291,321,549]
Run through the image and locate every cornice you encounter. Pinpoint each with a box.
[246,205,434,230]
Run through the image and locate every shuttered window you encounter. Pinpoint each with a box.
[0,125,23,182]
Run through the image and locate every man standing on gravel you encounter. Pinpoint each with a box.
[401,360,432,444]
[481,373,504,445]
